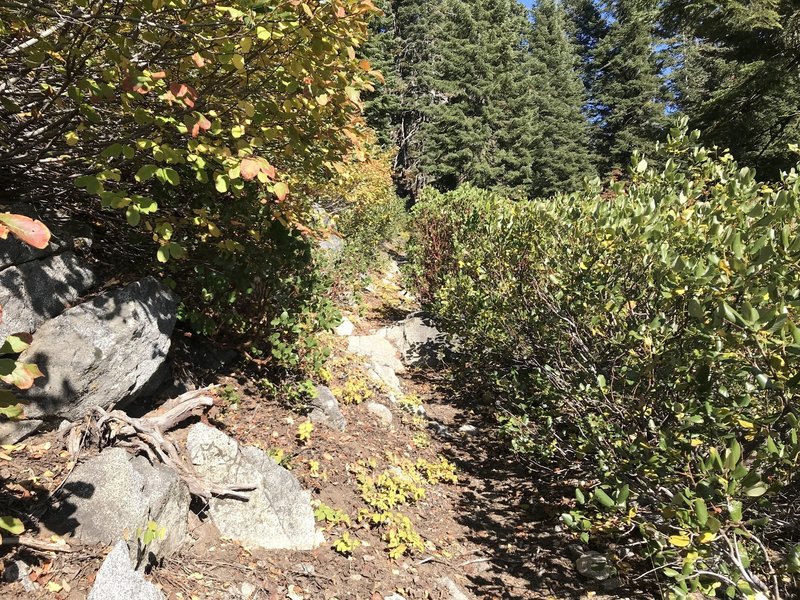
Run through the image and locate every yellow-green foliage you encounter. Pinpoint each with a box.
[356,465,426,510]
[332,531,361,555]
[409,119,800,598]
[355,454,458,510]
[357,510,425,559]
[334,374,374,405]
[314,502,352,528]
[350,454,456,558]
[414,457,458,485]
[397,393,423,411]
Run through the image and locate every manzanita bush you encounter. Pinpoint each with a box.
[409,120,800,599]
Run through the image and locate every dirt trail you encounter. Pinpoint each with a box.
[0,260,643,600]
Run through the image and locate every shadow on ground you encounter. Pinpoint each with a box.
[406,364,660,600]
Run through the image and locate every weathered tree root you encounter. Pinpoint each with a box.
[86,388,255,502]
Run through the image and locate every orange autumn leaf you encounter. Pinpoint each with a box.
[0,213,51,249]
[190,115,211,138]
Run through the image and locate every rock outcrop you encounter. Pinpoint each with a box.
[0,251,96,340]
[19,277,177,420]
[187,423,323,551]
[49,447,189,565]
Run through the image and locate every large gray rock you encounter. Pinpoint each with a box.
[19,277,176,420]
[50,448,189,564]
[0,419,42,445]
[348,334,405,373]
[382,312,451,368]
[88,541,165,600]
[308,385,346,431]
[187,423,323,550]
[0,251,96,340]
[348,333,405,392]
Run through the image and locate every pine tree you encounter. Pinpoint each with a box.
[363,0,445,196]
[418,0,490,191]
[664,0,800,176]
[527,0,596,196]
[563,0,608,100]
[592,0,668,172]
[362,0,403,149]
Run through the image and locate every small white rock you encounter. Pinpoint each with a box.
[240,582,256,599]
[458,424,478,435]
[365,402,393,425]
[334,317,355,336]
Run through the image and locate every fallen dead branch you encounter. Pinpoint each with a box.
[0,535,76,553]
[83,388,255,502]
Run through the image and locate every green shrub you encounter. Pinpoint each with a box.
[315,140,407,298]
[409,119,800,599]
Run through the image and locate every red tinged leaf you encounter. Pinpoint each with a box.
[0,360,43,390]
[150,71,167,80]
[190,115,211,138]
[122,73,149,95]
[240,158,261,181]
[191,53,206,68]
[0,213,51,249]
[337,6,347,18]
[169,83,198,108]
[241,157,276,181]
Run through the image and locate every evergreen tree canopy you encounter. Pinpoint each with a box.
[527,0,596,196]
[592,0,668,172]
[664,0,800,176]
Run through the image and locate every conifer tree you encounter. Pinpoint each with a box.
[527,0,596,196]
[563,0,607,102]
[421,0,548,197]
[664,0,800,176]
[592,0,667,172]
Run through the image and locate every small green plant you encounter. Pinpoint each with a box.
[414,457,458,484]
[135,520,167,569]
[356,465,426,511]
[218,385,241,406]
[267,447,291,468]
[412,432,431,448]
[397,393,423,413]
[358,509,425,559]
[334,374,374,405]
[332,531,361,555]
[296,420,314,445]
[137,520,167,547]
[314,502,352,528]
